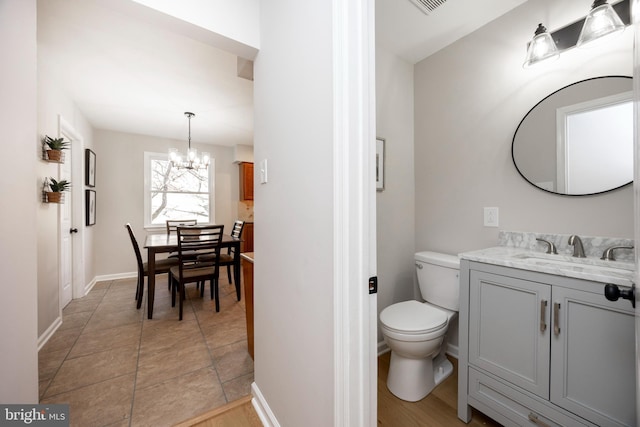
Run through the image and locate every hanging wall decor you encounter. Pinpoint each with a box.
[85,149,96,187]
[86,189,96,226]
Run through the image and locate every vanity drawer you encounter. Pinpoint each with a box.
[468,368,595,427]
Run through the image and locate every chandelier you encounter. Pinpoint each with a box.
[169,112,210,170]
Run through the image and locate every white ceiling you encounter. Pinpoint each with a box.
[38,0,527,147]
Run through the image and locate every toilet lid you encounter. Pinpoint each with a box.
[380,300,448,333]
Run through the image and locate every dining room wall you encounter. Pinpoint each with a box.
[92,129,240,278]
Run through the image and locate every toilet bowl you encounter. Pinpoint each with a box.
[379,251,460,402]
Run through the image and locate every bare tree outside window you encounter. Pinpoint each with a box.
[148,156,210,225]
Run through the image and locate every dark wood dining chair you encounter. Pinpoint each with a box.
[166,219,198,235]
[198,220,244,287]
[167,219,198,258]
[125,223,179,309]
[166,219,199,289]
[169,224,224,320]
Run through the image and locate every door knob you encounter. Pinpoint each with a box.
[604,283,635,308]
[70,228,79,234]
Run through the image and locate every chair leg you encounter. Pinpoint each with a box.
[227,266,232,284]
[171,276,177,307]
[136,275,144,309]
[213,278,220,312]
[179,282,185,321]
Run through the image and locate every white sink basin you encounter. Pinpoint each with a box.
[509,252,635,274]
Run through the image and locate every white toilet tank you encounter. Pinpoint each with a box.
[415,251,460,311]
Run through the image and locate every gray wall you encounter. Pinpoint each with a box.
[93,129,240,277]
[412,0,633,352]
[414,0,634,258]
[375,45,416,345]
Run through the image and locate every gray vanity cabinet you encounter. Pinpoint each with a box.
[549,286,635,426]
[468,270,551,399]
[459,261,635,427]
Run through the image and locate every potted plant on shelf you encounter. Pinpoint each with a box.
[43,136,70,162]
[46,178,71,203]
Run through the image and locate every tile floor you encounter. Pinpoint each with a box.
[38,273,253,427]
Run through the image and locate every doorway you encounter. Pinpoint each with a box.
[59,116,86,308]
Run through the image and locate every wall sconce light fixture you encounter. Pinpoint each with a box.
[523,0,630,68]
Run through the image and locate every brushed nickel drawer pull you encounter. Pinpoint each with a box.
[528,412,551,427]
[553,302,561,336]
[540,300,547,332]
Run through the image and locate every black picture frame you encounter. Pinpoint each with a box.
[86,190,96,226]
[85,149,96,187]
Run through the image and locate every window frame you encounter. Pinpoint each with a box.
[143,151,215,230]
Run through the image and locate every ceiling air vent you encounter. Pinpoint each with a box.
[407,0,447,15]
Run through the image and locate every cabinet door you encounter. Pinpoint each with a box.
[550,287,635,427]
[240,162,254,200]
[242,222,254,252]
[469,270,551,398]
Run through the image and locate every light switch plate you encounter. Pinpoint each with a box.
[260,159,268,184]
[484,207,499,227]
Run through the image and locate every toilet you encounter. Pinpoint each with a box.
[379,251,460,402]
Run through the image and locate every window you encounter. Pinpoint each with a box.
[144,152,214,228]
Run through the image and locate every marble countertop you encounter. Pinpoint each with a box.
[459,231,635,287]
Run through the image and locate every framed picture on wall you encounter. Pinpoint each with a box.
[86,190,96,226]
[376,137,385,191]
[85,149,96,187]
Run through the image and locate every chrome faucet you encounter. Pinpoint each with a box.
[536,238,558,254]
[601,245,634,261]
[568,235,586,258]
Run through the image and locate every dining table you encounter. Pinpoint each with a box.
[143,233,242,319]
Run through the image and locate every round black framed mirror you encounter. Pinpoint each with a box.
[512,76,633,196]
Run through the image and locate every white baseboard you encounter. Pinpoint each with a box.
[83,276,97,296]
[377,340,459,360]
[94,272,137,282]
[377,340,389,356]
[251,382,280,427]
[446,343,459,359]
[37,316,62,351]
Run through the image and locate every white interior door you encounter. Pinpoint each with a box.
[59,135,73,309]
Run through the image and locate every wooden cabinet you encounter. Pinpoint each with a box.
[460,261,635,427]
[239,162,254,201]
[242,222,254,253]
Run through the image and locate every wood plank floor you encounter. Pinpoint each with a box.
[378,352,501,427]
[179,352,502,426]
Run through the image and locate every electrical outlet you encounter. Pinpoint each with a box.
[484,207,499,227]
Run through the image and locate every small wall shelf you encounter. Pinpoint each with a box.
[42,178,65,203]
[41,146,66,163]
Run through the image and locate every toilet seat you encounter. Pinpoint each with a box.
[380,300,448,335]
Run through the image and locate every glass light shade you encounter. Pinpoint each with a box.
[577,1,625,48]
[523,24,559,68]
